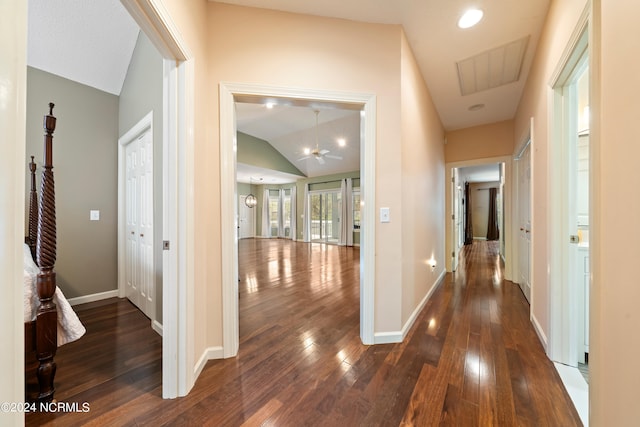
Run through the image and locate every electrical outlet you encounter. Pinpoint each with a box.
[90,210,100,221]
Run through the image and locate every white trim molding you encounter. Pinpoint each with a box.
[122,0,196,400]
[152,320,163,337]
[67,290,120,306]
[219,82,377,354]
[374,270,446,344]
[194,346,224,380]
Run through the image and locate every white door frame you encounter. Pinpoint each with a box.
[445,156,513,280]
[121,0,195,398]
[220,82,377,353]
[548,8,589,365]
[118,111,155,322]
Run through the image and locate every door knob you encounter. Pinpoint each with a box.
[140,233,144,237]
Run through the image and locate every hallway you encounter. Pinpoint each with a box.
[24,239,582,426]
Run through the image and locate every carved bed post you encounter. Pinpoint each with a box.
[28,156,38,261]
[35,103,58,403]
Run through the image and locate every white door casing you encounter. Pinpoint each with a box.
[220,83,377,352]
[548,9,589,365]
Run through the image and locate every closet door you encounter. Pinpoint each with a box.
[125,129,154,319]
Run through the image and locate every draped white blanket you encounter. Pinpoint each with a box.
[23,244,86,346]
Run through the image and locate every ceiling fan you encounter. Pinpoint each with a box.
[298,110,343,165]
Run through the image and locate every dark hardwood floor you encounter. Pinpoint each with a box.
[26,239,582,426]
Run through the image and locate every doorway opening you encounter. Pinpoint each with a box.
[548,10,590,423]
[309,189,341,244]
[220,83,377,353]
[446,159,511,277]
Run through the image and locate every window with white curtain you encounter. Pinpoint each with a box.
[283,189,291,238]
[268,189,280,237]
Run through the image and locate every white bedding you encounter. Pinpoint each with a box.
[23,244,86,346]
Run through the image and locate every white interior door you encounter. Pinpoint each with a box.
[125,128,154,320]
[238,195,255,238]
[567,62,590,364]
[451,169,460,271]
[517,143,531,302]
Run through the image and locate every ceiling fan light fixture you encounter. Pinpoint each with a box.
[458,9,483,29]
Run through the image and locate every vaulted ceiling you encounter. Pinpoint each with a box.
[27,0,550,182]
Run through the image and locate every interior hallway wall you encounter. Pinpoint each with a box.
[119,30,164,322]
[26,67,119,299]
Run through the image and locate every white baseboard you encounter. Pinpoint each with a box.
[67,289,119,306]
[373,269,446,345]
[152,320,163,336]
[193,346,224,379]
[531,313,548,352]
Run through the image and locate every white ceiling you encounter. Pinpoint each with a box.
[237,103,360,180]
[26,0,550,182]
[27,0,139,95]
[214,0,551,131]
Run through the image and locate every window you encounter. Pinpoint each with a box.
[309,190,341,244]
[283,189,291,238]
[268,189,280,237]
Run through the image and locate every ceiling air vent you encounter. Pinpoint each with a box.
[456,36,530,96]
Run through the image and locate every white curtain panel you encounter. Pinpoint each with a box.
[278,189,285,238]
[290,185,297,241]
[302,183,310,242]
[261,187,270,238]
[339,179,354,246]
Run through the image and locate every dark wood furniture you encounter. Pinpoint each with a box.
[25,103,59,403]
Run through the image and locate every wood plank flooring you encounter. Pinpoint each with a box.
[26,239,582,426]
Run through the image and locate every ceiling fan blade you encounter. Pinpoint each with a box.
[325,154,343,160]
[319,149,330,155]
[298,155,311,161]
[316,156,326,165]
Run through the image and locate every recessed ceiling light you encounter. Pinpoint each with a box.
[468,103,485,111]
[337,138,346,147]
[458,9,484,29]
[266,102,274,109]
[304,148,311,155]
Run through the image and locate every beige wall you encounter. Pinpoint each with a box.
[445,120,514,163]
[161,0,446,355]
[591,0,640,424]
[26,67,119,299]
[399,31,446,326]
[162,0,213,363]
[207,3,407,335]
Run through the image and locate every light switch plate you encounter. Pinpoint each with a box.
[380,207,390,223]
[90,210,100,221]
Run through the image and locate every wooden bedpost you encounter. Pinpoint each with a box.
[28,156,38,261]
[35,102,58,403]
